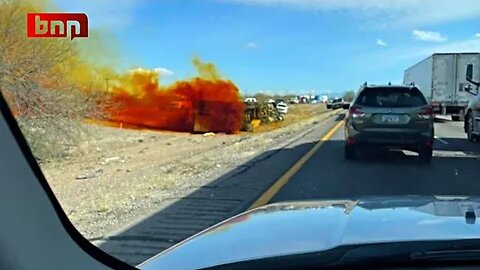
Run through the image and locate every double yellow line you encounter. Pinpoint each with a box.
[248,120,345,209]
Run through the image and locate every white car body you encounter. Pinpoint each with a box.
[276,102,288,114]
[244,97,257,103]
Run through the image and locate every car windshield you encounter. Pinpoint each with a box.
[356,87,427,107]
[1,0,480,269]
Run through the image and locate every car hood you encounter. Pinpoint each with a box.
[140,196,480,270]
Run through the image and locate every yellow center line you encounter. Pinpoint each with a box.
[248,120,345,210]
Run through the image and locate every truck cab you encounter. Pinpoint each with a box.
[464,63,480,142]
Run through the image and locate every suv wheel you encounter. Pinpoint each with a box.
[467,113,478,143]
[418,147,432,164]
[345,144,356,160]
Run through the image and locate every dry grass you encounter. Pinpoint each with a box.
[254,103,328,133]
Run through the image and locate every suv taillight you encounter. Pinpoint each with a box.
[417,105,433,119]
[349,106,365,118]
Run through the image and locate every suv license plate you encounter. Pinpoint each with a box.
[382,115,400,123]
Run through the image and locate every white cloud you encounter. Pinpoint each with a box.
[475,33,480,38]
[376,39,387,46]
[153,67,174,77]
[350,36,480,74]
[246,42,259,48]
[53,0,141,28]
[375,37,480,65]
[129,67,174,77]
[414,38,480,57]
[412,29,447,42]
[222,0,480,27]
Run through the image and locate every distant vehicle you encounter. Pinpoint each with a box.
[299,96,308,104]
[276,102,288,114]
[312,95,327,104]
[345,84,434,163]
[464,63,480,142]
[244,97,257,103]
[330,98,344,109]
[326,99,333,109]
[289,97,299,104]
[404,53,480,121]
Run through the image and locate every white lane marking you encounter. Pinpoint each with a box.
[433,150,479,158]
[401,150,418,156]
[434,136,449,145]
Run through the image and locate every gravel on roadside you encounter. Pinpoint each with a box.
[40,105,340,240]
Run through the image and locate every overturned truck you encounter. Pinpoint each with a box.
[243,102,284,132]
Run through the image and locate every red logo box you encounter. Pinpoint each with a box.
[27,13,88,40]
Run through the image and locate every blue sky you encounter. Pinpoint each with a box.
[54,0,480,95]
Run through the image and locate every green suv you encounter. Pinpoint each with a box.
[344,84,434,163]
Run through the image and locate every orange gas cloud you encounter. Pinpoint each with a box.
[103,59,244,133]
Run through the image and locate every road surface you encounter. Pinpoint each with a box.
[270,116,480,203]
[100,113,480,265]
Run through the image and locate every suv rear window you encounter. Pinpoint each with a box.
[356,87,427,108]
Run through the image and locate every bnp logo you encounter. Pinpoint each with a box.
[27,13,88,40]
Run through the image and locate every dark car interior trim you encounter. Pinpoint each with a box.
[0,92,137,270]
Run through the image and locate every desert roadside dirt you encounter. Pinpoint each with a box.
[40,104,339,239]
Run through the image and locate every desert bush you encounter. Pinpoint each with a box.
[0,0,110,161]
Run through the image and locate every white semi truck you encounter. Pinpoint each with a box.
[464,61,480,142]
[404,53,480,121]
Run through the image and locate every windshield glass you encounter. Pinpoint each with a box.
[356,87,427,107]
[1,0,480,268]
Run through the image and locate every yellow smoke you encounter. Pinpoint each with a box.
[110,58,228,97]
[109,68,160,97]
[192,57,221,81]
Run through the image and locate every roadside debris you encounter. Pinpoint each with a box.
[243,102,284,132]
[203,132,215,137]
[99,156,125,165]
[76,169,104,180]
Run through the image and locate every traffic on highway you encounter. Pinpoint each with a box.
[2,1,480,270]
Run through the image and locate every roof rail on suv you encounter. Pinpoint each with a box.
[360,83,417,89]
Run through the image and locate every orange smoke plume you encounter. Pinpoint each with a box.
[104,58,244,133]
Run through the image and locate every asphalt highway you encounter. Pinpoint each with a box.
[270,116,480,203]
[100,112,480,265]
